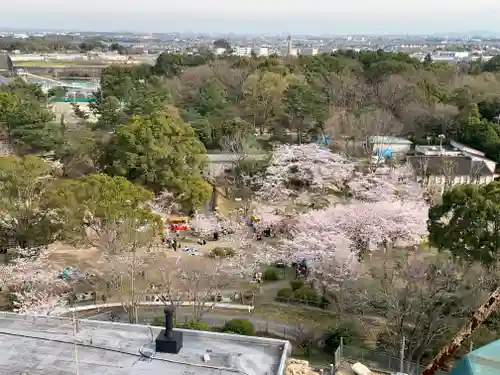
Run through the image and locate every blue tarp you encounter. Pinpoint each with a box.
[374,148,393,158]
[313,135,332,146]
[450,339,500,375]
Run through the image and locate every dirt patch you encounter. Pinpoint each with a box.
[48,242,102,270]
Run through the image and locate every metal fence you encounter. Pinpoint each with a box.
[341,344,448,375]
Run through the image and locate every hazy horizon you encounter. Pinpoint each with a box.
[1,1,500,35]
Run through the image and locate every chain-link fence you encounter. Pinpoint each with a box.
[341,344,448,375]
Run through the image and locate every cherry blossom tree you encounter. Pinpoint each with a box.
[256,144,356,201]
[0,247,69,314]
[255,200,428,274]
[347,164,425,203]
[101,248,152,324]
[190,213,244,237]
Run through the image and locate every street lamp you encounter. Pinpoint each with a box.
[438,134,445,151]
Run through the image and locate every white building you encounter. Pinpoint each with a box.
[251,47,270,57]
[300,48,319,55]
[368,136,413,156]
[214,47,227,55]
[232,46,252,56]
[409,141,497,192]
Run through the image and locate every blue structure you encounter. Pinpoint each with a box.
[375,148,393,158]
[450,339,500,375]
[313,135,332,147]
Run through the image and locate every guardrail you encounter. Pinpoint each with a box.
[58,301,254,315]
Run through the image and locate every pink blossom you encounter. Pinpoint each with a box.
[347,165,424,203]
[257,144,355,201]
[254,200,428,271]
[0,248,69,314]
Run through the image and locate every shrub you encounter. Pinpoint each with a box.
[276,288,293,301]
[151,315,165,327]
[293,287,319,303]
[210,246,236,258]
[289,280,304,291]
[262,267,280,281]
[323,320,363,355]
[187,319,210,331]
[222,319,256,336]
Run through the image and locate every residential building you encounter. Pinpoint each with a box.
[0,311,290,375]
[450,339,500,375]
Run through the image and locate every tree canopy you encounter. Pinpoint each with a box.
[101,108,211,208]
[428,182,500,266]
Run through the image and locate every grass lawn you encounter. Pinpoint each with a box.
[252,302,339,330]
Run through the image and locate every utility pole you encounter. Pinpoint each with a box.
[400,336,406,373]
[72,309,80,375]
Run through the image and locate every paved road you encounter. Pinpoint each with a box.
[206,153,267,163]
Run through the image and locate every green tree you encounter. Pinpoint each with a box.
[190,79,229,119]
[428,182,500,266]
[423,53,433,67]
[125,76,171,116]
[153,53,214,77]
[48,173,162,242]
[0,156,62,249]
[47,86,67,99]
[222,319,256,336]
[459,103,500,152]
[101,109,211,209]
[482,55,500,73]
[213,39,231,50]
[0,82,60,153]
[283,82,325,144]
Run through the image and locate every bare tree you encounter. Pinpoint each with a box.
[212,60,252,105]
[291,322,318,357]
[469,160,484,184]
[422,285,500,375]
[361,249,484,369]
[345,108,403,171]
[153,254,244,322]
[411,156,430,186]
[440,157,458,192]
[104,248,151,324]
[97,218,158,323]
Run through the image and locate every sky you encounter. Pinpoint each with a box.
[1,0,500,35]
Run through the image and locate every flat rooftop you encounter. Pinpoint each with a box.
[0,312,290,375]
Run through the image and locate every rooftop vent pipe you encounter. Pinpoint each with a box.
[155,307,183,354]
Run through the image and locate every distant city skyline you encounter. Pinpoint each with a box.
[1,0,500,35]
